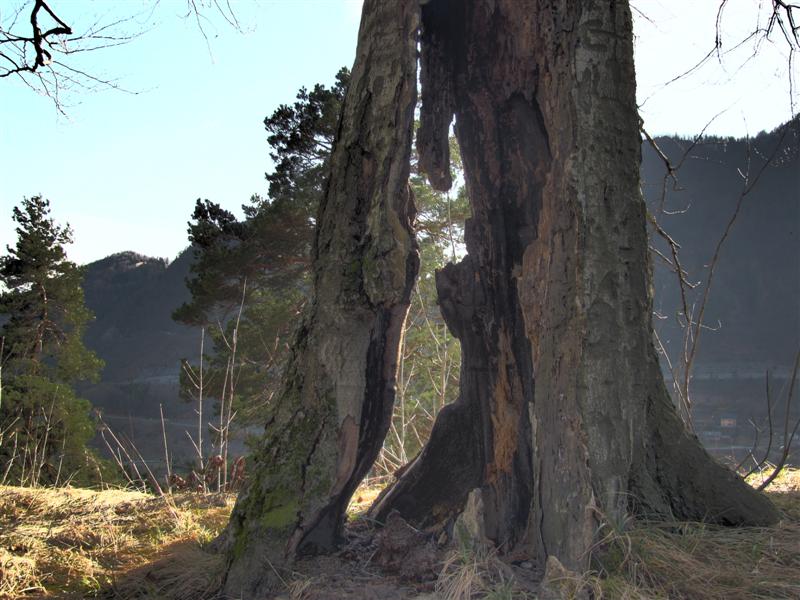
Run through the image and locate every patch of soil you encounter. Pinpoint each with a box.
[373,511,440,582]
[284,513,443,600]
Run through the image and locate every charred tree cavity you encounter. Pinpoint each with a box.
[218,1,420,595]
[373,0,545,551]
[373,0,778,573]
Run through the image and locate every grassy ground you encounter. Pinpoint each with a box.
[0,487,232,599]
[0,470,798,599]
[591,469,800,599]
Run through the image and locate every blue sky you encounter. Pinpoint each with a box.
[1,0,796,264]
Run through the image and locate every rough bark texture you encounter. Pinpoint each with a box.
[518,0,778,570]
[219,1,419,595]
[373,0,778,572]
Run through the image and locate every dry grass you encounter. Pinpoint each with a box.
[1,471,798,599]
[434,521,531,600]
[0,485,233,599]
[346,480,385,518]
[433,469,800,600]
[106,540,227,600]
[591,467,800,600]
[436,547,518,600]
[595,519,800,599]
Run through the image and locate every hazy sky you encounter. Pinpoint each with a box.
[1,0,796,265]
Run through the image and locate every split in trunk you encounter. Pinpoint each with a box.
[372,0,778,573]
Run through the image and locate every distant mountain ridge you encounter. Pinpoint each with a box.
[645,118,799,369]
[82,250,195,383]
[78,250,201,463]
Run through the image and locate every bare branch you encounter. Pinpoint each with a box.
[757,350,800,490]
[0,1,150,110]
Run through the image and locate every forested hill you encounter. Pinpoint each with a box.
[78,250,198,421]
[644,117,799,373]
[76,119,798,453]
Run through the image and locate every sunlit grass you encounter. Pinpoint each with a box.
[346,479,385,519]
[1,470,798,599]
[0,485,233,599]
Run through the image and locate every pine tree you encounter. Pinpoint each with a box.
[0,196,104,486]
[173,71,352,431]
[174,69,471,454]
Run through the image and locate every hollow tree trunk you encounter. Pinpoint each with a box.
[373,0,778,572]
[218,1,419,595]
[370,0,542,550]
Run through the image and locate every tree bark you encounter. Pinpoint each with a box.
[373,0,779,572]
[218,1,419,595]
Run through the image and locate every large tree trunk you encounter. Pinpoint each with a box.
[218,1,419,595]
[373,0,778,572]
